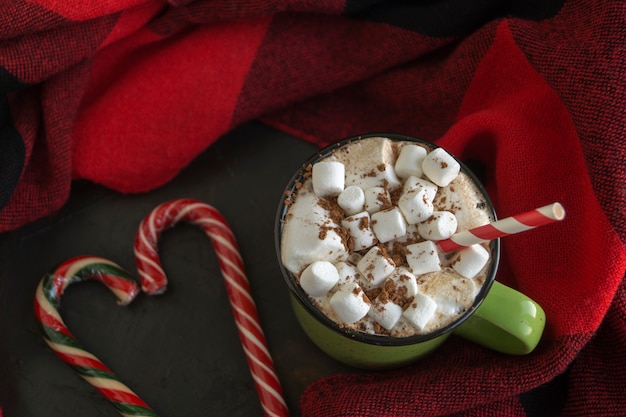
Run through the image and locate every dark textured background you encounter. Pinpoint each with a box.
[0,122,360,416]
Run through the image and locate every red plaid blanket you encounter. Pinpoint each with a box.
[1,0,625,416]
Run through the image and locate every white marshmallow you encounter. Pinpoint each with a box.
[347,252,362,265]
[334,261,360,285]
[417,211,458,240]
[363,186,391,214]
[329,282,371,324]
[398,187,434,224]
[368,298,403,331]
[433,296,464,316]
[299,261,340,297]
[357,246,396,287]
[417,270,478,316]
[387,222,421,246]
[312,161,345,197]
[403,293,437,330]
[371,207,407,243]
[337,185,365,216]
[341,212,378,251]
[342,137,402,190]
[394,144,427,179]
[451,244,490,279]
[403,176,438,202]
[387,266,418,297]
[422,148,460,187]
[280,190,349,274]
[406,240,441,275]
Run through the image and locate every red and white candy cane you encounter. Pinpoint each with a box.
[34,256,159,417]
[134,199,290,417]
[437,202,566,252]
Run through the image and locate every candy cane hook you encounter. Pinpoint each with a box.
[34,256,159,417]
[134,199,290,417]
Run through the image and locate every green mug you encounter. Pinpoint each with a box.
[275,133,545,370]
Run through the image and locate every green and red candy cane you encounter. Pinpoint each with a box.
[34,256,157,417]
[34,199,290,417]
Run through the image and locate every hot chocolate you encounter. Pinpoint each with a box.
[279,136,494,337]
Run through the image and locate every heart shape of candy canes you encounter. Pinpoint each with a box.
[34,199,290,417]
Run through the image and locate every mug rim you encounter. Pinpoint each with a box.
[274,132,500,347]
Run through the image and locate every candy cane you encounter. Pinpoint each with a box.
[134,199,290,417]
[34,256,159,417]
[437,202,566,252]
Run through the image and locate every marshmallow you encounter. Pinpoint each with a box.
[387,266,418,298]
[357,246,396,287]
[402,293,437,330]
[388,222,421,246]
[343,137,402,190]
[334,261,360,284]
[394,144,427,179]
[433,296,464,316]
[417,211,458,240]
[329,282,371,324]
[422,148,460,187]
[364,186,391,214]
[451,244,490,279]
[368,298,403,331]
[299,261,340,297]
[341,211,378,251]
[312,161,345,197]
[347,252,362,265]
[337,185,365,215]
[398,187,434,224]
[280,190,349,274]
[417,271,478,316]
[403,176,438,202]
[406,240,441,275]
[371,207,407,243]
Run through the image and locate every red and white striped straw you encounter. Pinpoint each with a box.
[437,202,566,253]
[134,199,290,417]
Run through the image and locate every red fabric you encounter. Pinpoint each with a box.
[1,0,625,416]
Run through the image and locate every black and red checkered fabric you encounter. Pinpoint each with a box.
[1,1,625,416]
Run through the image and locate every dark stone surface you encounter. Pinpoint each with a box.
[0,122,358,417]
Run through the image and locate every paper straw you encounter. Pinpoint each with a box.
[134,199,290,417]
[437,202,565,252]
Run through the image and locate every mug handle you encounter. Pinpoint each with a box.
[453,281,546,355]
